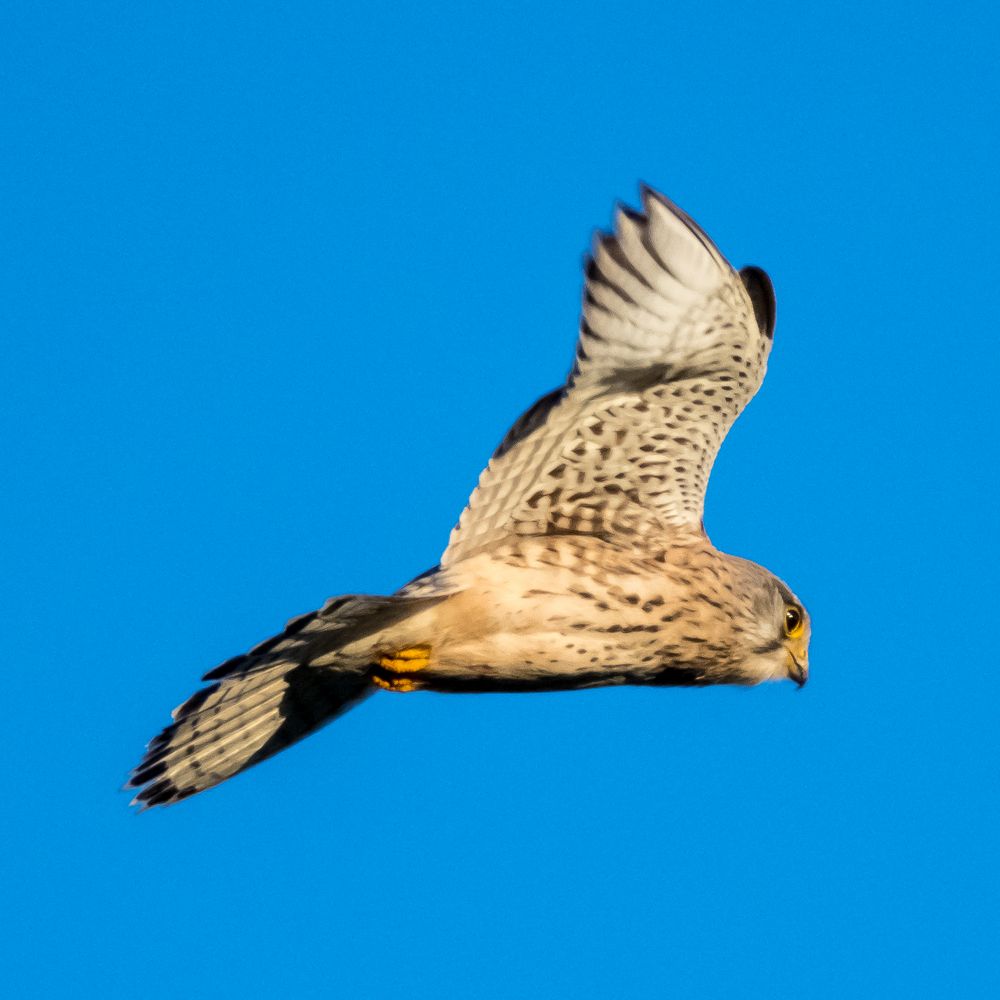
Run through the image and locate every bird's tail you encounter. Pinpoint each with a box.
[128,593,439,809]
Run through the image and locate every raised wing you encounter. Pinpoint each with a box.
[442,186,775,567]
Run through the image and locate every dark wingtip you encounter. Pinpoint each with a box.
[739,266,776,340]
[130,775,198,809]
[127,760,168,789]
[173,685,216,720]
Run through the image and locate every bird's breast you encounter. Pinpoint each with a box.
[417,543,732,685]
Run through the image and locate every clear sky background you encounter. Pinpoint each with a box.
[3,2,997,997]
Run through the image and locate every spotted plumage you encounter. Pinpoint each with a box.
[129,186,810,808]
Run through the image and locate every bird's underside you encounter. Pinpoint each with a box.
[368,531,780,695]
[129,186,808,809]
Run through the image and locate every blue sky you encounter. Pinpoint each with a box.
[3,2,997,996]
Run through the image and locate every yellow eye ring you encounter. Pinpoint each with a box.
[784,606,804,638]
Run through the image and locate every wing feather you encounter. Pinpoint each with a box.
[442,187,774,566]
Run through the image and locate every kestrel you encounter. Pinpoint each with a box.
[129,186,810,808]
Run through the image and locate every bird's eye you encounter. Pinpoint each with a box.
[784,606,804,638]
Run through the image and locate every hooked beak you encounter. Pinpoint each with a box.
[788,654,808,688]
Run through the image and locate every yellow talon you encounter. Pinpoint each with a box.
[373,645,432,692]
[377,645,432,673]
[371,674,419,692]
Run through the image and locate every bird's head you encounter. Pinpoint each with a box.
[729,559,811,687]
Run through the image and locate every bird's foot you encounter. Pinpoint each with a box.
[372,645,432,692]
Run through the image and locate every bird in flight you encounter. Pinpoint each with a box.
[129,186,810,808]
